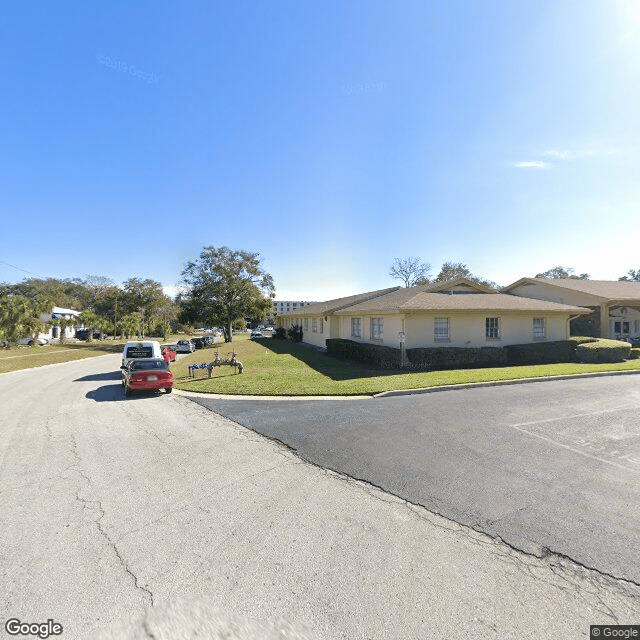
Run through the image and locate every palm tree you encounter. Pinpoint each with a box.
[54,315,73,344]
[78,310,102,342]
[0,294,47,346]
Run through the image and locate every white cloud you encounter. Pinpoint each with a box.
[512,161,550,169]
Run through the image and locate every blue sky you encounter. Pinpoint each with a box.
[1,1,639,300]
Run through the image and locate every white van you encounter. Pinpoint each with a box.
[121,340,163,367]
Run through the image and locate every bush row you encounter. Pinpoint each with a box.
[326,338,403,369]
[406,346,506,370]
[575,339,631,363]
[325,338,634,370]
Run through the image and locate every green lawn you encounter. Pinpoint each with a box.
[172,335,640,396]
[0,333,188,375]
[0,341,123,374]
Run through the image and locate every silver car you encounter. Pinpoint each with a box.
[174,339,195,353]
[17,336,49,346]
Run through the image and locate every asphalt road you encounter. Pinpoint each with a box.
[193,375,640,585]
[1,355,639,639]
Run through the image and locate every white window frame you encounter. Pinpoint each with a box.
[434,317,450,341]
[370,317,383,341]
[303,318,308,331]
[312,318,317,333]
[320,318,323,334]
[351,317,362,338]
[485,317,500,340]
[533,317,546,340]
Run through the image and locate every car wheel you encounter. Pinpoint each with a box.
[165,387,172,394]
[28,340,34,346]
[125,386,132,397]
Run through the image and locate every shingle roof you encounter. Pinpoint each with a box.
[423,277,497,293]
[503,278,640,301]
[280,286,402,316]
[333,290,587,314]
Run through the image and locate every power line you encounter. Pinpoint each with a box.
[0,260,43,278]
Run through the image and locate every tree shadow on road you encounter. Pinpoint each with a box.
[74,371,121,382]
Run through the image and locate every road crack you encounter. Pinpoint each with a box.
[69,433,154,607]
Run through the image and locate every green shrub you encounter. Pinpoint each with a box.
[406,346,506,370]
[273,327,287,339]
[504,340,579,365]
[629,348,640,360]
[326,339,401,369]
[576,339,631,363]
[287,324,303,342]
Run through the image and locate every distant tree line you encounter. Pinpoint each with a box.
[0,246,276,347]
[389,260,640,288]
[0,276,179,346]
[389,258,498,289]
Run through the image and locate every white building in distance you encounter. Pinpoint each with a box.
[272,300,316,316]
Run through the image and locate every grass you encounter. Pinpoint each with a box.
[0,341,123,374]
[171,335,640,396]
[4,333,640,394]
[0,333,190,375]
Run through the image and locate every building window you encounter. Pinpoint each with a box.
[533,317,546,339]
[486,317,500,339]
[635,320,640,333]
[312,319,317,333]
[371,317,383,341]
[320,318,323,334]
[351,317,361,338]
[434,317,450,341]
[304,318,308,331]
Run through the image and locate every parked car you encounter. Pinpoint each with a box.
[190,337,206,349]
[161,346,176,363]
[75,329,106,341]
[250,330,264,339]
[201,335,215,346]
[120,359,174,396]
[122,340,163,367]
[174,339,195,353]
[17,336,49,346]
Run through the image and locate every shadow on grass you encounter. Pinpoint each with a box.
[263,338,402,381]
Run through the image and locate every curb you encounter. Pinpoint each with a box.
[373,369,640,398]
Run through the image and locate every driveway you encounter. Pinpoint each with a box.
[191,375,640,585]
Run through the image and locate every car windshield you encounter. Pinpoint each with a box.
[131,360,167,371]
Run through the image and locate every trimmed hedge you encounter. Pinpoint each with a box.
[326,339,401,369]
[575,339,631,363]
[326,337,636,370]
[406,346,506,370]
[629,348,640,360]
[503,340,579,365]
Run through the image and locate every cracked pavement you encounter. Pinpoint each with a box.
[1,355,639,639]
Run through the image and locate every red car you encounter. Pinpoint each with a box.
[121,359,174,396]
[161,346,176,363]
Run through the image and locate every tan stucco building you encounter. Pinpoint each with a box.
[503,278,640,340]
[278,279,588,350]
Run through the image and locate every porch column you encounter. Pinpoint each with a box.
[600,304,609,338]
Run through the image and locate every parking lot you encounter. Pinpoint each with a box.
[192,374,640,584]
